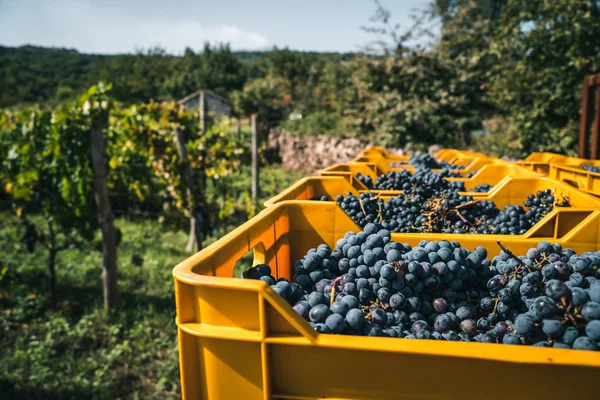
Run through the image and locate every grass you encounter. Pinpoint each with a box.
[0,165,302,399]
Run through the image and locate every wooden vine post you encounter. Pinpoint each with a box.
[175,127,203,253]
[90,120,119,311]
[199,91,207,135]
[579,73,600,159]
[251,114,259,202]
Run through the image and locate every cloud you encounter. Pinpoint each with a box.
[0,0,270,53]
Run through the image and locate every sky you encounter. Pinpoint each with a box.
[0,0,432,54]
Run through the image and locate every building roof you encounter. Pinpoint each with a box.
[177,89,232,106]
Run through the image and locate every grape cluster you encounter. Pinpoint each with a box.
[465,171,478,178]
[582,165,600,173]
[394,153,465,171]
[356,168,466,191]
[371,169,413,190]
[355,172,374,189]
[337,188,565,235]
[472,184,493,193]
[242,228,600,351]
[311,195,331,201]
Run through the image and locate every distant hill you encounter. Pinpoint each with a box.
[0,45,348,108]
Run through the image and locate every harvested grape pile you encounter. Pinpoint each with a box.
[338,188,567,235]
[472,184,493,193]
[357,168,464,191]
[242,226,600,351]
[393,153,465,171]
[582,165,600,173]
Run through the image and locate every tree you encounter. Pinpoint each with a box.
[0,83,121,311]
[1,103,98,307]
[341,0,491,148]
[233,76,291,135]
[108,102,243,252]
[487,0,600,156]
[161,43,245,100]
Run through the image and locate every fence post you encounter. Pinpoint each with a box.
[90,121,119,312]
[251,114,259,202]
[592,85,600,160]
[579,76,592,158]
[199,91,206,135]
[174,127,203,253]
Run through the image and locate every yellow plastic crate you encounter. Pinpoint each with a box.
[435,149,489,162]
[265,167,541,207]
[263,176,360,207]
[516,153,587,175]
[352,152,493,174]
[173,201,600,400]
[354,146,391,159]
[319,161,474,179]
[446,163,542,193]
[312,162,541,198]
[523,152,569,162]
[370,176,600,212]
[435,148,461,161]
[386,155,496,175]
[549,163,600,197]
[263,175,486,207]
[318,162,386,180]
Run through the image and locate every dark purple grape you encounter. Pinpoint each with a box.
[325,314,345,333]
[411,320,429,335]
[293,304,309,320]
[309,304,331,323]
[541,319,566,338]
[582,302,600,321]
[545,279,570,301]
[432,297,448,313]
[330,301,350,317]
[389,293,406,310]
[571,287,589,307]
[494,321,509,336]
[456,306,472,320]
[433,314,452,333]
[585,320,600,341]
[341,295,360,309]
[502,334,521,345]
[370,308,388,327]
[532,296,556,319]
[313,323,331,333]
[561,326,580,345]
[459,319,477,336]
[345,308,365,330]
[515,314,534,335]
[590,285,600,303]
[573,336,599,351]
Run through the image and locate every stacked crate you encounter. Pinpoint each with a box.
[172,148,600,399]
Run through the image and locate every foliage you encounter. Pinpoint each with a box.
[343,51,484,148]
[486,0,600,157]
[0,214,184,399]
[0,44,247,108]
[3,1,600,155]
[107,102,243,224]
[0,102,97,240]
[0,83,116,305]
[280,111,347,137]
[0,84,246,308]
[160,44,246,100]
[0,162,301,398]
[470,118,522,159]
[232,76,291,135]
